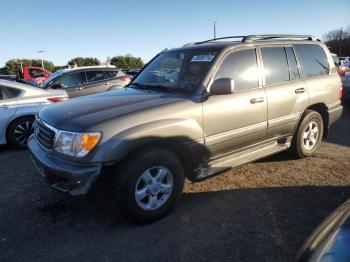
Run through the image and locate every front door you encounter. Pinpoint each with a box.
[51,71,84,98]
[203,48,268,159]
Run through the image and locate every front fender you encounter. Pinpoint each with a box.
[90,118,204,163]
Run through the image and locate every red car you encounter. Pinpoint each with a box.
[16,67,52,85]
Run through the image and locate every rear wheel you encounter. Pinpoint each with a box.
[6,116,35,148]
[290,110,323,158]
[113,148,184,224]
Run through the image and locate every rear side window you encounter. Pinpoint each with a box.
[294,44,330,78]
[214,49,259,92]
[0,86,21,100]
[86,71,106,82]
[261,47,289,85]
[105,70,120,79]
[285,47,299,81]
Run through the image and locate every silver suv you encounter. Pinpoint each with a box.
[28,34,343,223]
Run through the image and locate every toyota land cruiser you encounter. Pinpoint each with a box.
[28,34,343,223]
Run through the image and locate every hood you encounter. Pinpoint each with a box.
[38,88,183,131]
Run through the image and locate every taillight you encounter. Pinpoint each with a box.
[339,84,343,101]
[47,97,67,103]
[119,76,131,82]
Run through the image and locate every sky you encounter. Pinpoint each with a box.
[0,0,349,67]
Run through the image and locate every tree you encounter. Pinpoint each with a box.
[2,59,55,75]
[67,57,100,67]
[110,55,144,69]
[323,27,350,57]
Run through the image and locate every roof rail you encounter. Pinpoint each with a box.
[183,34,319,46]
[183,36,245,46]
[242,34,319,42]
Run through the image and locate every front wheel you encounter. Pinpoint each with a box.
[113,148,185,224]
[290,110,324,158]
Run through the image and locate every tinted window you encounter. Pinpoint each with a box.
[29,69,45,78]
[105,70,119,79]
[294,44,330,78]
[86,71,106,82]
[55,72,83,88]
[286,47,299,80]
[261,47,289,85]
[0,86,21,100]
[214,49,259,92]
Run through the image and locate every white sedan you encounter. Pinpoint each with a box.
[0,80,68,148]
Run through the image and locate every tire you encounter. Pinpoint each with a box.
[6,116,35,149]
[290,110,324,158]
[113,148,185,224]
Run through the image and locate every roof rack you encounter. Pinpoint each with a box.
[183,34,319,46]
[243,34,319,42]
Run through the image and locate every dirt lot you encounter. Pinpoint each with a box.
[1,106,350,262]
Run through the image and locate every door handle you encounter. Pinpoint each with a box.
[105,82,109,85]
[295,88,306,94]
[250,97,265,104]
[78,87,84,90]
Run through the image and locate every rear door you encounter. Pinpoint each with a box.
[260,46,309,139]
[79,70,109,96]
[0,86,19,143]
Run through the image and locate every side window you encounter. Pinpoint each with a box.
[86,71,106,83]
[214,49,259,92]
[0,86,21,100]
[286,47,300,80]
[261,47,289,85]
[105,70,118,79]
[29,69,45,78]
[294,44,330,78]
[55,72,83,88]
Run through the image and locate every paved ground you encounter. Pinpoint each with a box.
[0,106,349,262]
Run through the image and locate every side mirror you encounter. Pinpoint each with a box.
[50,83,63,89]
[210,78,234,95]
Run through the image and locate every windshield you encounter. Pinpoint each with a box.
[132,49,218,93]
[42,69,65,88]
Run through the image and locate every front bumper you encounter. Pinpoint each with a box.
[28,136,102,196]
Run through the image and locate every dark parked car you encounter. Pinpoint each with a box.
[42,66,131,97]
[28,34,343,223]
[296,199,350,262]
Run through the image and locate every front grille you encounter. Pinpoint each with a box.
[35,119,56,149]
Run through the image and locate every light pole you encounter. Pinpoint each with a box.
[37,50,44,69]
[213,21,217,39]
[339,28,343,57]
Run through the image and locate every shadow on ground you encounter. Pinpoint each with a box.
[1,183,349,262]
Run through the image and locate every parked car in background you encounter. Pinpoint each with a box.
[0,80,67,148]
[124,69,141,79]
[342,72,350,103]
[28,34,343,223]
[331,53,340,67]
[41,66,131,98]
[296,199,350,262]
[16,67,52,85]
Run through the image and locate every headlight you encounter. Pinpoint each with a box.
[54,131,102,157]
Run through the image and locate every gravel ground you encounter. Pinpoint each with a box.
[0,106,349,262]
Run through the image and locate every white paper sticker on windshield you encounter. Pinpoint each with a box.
[191,55,215,62]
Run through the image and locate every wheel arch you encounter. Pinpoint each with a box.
[305,103,329,138]
[5,114,35,142]
[113,137,204,179]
